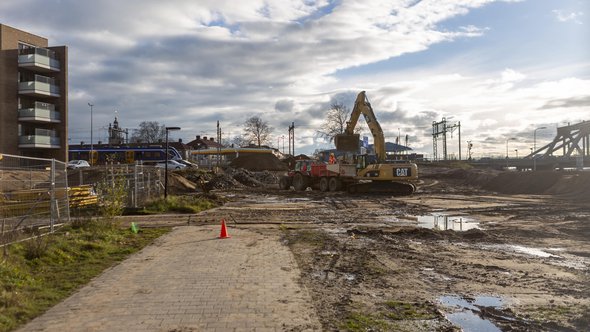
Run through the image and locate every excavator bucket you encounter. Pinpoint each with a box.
[334,133,360,152]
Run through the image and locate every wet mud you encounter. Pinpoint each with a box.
[134,173,590,331]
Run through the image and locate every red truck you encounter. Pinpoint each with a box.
[279,159,356,192]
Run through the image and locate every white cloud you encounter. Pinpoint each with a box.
[501,68,526,83]
[553,9,584,24]
[0,0,586,157]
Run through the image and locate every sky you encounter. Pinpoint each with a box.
[1,0,588,158]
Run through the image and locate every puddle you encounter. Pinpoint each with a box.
[285,197,311,202]
[323,228,348,234]
[397,214,480,231]
[311,270,356,282]
[480,244,560,258]
[439,295,505,332]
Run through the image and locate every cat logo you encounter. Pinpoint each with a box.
[395,168,409,177]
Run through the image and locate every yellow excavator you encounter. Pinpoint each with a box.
[334,91,418,194]
[279,91,418,194]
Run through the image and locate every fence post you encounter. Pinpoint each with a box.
[147,171,151,200]
[134,164,138,208]
[50,158,56,233]
[64,160,71,223]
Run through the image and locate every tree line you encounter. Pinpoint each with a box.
[131,102,353,149]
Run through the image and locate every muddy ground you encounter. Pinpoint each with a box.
[129,169,589,331]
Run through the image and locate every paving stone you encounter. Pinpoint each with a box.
[18,226,321,331]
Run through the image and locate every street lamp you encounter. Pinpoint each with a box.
[164,126,181,199]
[533,126,547,171]
[514,149,518,158]
[88,103,94,165]
[505,137,516,159]
[505,137,516,168]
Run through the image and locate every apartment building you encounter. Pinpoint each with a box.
[0,24,68,161]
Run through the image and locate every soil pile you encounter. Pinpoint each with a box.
[545,172,590,198]
[230,154,288,171]
[167,173,197,193]
[423,167,590,201]
[204,173,243,191]
[0,170,51,192]
[224,168,266,187]
[180,167,279,192]
[481,171,561,194]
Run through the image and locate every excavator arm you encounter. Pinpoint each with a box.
[335,91,386,162]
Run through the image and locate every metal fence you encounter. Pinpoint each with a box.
[0,153,70,245]
[68,163,165,209]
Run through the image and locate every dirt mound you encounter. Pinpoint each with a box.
[459,228,490,241]
[230,154,288,171]
[183,167,280,191]
[224,168,266,187]
[0,170,51,192]
[390,227,444,240]
[482,171,562,194]
[545,172,590,199]
[205,173,244,191]
[424,167,589,201]
[424,168,499,185]
[168,173,197,192]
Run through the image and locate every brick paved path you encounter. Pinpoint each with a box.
[19,226,321,331]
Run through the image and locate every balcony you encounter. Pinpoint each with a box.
[18,102,61,123]
[18,47,60,72]
[19,75,60,98]
[19,133,61,149]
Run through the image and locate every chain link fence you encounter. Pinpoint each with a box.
[67,164,165,209]
[0,153,70,246]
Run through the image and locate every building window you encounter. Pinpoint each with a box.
[18,42,35,51]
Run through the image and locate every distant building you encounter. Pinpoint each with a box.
[186,135,223,150]
[0,24,68,161]
[186,135,225,166]
[108,117,128,145]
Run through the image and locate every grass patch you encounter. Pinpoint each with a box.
[384,300,438,320]
[341,301,440,331]
[522,304,590,330]
[343,312,389,331]
[0,219,170,332]
[140,195,217,214]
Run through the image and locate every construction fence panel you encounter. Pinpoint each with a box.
[68,164,164,209]
[0,153,70,245]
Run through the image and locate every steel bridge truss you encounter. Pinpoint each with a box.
[528,121,590,158]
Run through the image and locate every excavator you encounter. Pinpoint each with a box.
[334,91,418,194]
[279,91,418,195]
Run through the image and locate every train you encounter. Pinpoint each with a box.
[68,144,182,165]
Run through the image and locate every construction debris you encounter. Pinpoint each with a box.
[229,154,288,171]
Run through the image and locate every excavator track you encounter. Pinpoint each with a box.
[347,181,416,196]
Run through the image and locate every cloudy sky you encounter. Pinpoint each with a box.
[2,0,588,158]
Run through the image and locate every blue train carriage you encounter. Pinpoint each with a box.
[68,144,182,165]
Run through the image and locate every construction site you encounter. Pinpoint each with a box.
[2,90,590,331]
[107,156,590,331]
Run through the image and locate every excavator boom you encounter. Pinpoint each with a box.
[334,91,386,161]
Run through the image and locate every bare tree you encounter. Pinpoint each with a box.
[317,102,362,142]
[222,135,250,148]
[243,116,272,147]
[131,121,166,143]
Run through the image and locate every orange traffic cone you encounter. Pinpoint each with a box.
[219,219,231,239]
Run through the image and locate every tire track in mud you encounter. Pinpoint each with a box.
[121,189,590,331]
